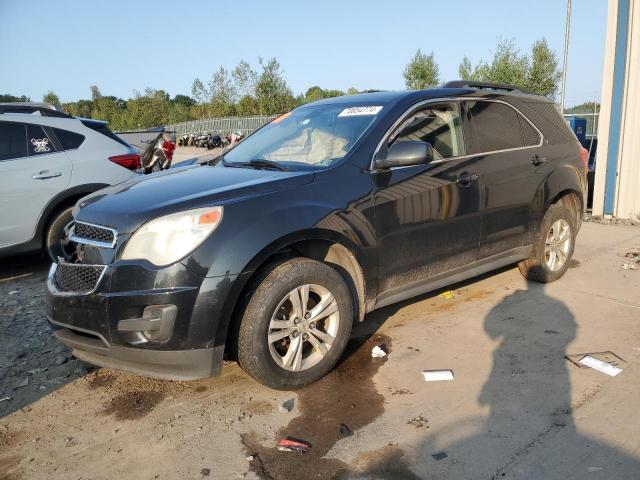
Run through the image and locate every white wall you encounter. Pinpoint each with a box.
[593,0,640,219]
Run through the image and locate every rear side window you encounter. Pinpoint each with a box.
[52,127,85,150]
[466,100,539,153]
[392,103,465,160]
[0,122,27,160]
[27,125,57,156]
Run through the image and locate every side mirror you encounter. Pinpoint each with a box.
[375,141,434,169]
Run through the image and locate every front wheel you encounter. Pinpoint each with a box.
[237,258,353,389]
[45,206,76,262]
[518,203,576,283]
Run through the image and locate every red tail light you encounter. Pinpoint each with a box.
[161,140,176,161]
[109,153,141,170]
[579,147,589,172]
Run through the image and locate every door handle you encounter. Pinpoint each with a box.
[456,172,479,187]
[32,171,62,179]
[531,155,547,166]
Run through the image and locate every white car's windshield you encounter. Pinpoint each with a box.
[222,104,383,170]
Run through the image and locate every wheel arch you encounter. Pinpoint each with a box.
[37,183,110,246]
[220,228,368,359]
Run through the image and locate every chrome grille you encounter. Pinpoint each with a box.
[71,221,116,247]
[54,261,106,294]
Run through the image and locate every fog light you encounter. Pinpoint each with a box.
[117,305,177,344]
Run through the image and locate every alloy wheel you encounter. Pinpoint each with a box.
[544,219,571,271]
[268,284,340,371]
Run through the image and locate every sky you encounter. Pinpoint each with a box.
[0,0,607,107]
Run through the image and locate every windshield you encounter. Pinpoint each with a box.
[222,104,382,169]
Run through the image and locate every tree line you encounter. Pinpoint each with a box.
[1,38,565,131]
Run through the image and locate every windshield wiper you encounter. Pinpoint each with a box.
[223,158,288,171]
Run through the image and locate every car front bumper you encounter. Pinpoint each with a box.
[46,261,240,381]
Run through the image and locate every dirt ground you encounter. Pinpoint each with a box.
[1,222,640,480]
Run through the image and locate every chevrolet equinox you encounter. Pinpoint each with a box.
[47,82,588,389]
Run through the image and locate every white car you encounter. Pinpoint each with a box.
[0,103,140,261]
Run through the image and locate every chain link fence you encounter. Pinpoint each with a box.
[165,114,280,136]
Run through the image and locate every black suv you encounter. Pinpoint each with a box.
[47,82,588,389]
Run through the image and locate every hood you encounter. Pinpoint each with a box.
[75,164,314,233]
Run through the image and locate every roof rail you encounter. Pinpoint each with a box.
[442,80,537,96]
[0,103,72,118]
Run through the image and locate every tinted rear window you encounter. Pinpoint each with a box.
[52,127,85,150]
[0,122,27,160]
[466,100,525,153]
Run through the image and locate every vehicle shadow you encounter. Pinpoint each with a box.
[0,253,95,419]
[357,280,640,479]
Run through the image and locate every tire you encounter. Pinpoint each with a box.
[45,206,75,262]
[237,257,353,389]
[518,203,576,283]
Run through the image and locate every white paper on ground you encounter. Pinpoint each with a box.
[422,370,455,382]
[579,355,622,377]
[371,346,387,358]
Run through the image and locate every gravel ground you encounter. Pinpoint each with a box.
[0,255,94,418]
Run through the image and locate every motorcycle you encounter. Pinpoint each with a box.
[140,131,176,173]
[206,132,222,149]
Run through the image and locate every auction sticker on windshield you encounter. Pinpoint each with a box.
[338,106,383,117]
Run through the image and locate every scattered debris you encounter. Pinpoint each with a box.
[587,466,604,473]
[64,436,79,447]
[622,262,638,270]
[422,370,455,382]
[566,351,626,369]
[15,377,29,388]
[432,452,448,461]
[544,329,559,335]
[200,467,211,477]
[277,437,311,453]
[0,396,11,403]
[371,345,387,358]
[439,290,454,300]
[278,398,295,413]
[246,455,254,461]
[339,423,353,437]
[579,356,622,377]
[407,416,429,429]
[8,290,19,295]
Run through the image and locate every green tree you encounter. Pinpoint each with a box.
[457,38,561,98]
[42,91,60,107]
[565,101,600,114]
[255,58,296,115]
[208,66,237,116]
[90,85,101,101]
[403,50,440,90]
[347,87,360,95]
[0,93,30,102]
[232,60,258,98]
[525,39,561,98]
[172,94,196,107]
[191,78,210,104]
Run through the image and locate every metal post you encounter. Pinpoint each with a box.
[560,0,572,114]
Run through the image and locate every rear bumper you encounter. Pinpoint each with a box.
[49,318,221,380]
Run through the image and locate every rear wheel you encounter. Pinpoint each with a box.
[237,257,353,389]
[518,203,576,283]
[45,206,75,262]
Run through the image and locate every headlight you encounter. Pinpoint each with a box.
[121,206,223,266]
